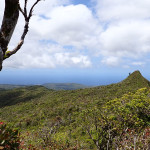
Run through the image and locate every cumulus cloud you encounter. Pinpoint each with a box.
[30,4,101,49]
[101,56,120,67]
[19,0,70,15]
[95,0,150,21]
[100,21,150,58]
[1,0,150,69]
[54,52,92,68]
[94,0,150,66]
[132,61,145,66]
[3,40,92,69]
[1,1,95,69]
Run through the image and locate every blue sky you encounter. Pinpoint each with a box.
[0,0,150,85]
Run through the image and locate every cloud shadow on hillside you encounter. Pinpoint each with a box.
[0,89,45,108]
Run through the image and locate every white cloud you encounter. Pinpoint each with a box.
[54,52,92,68]
[101,56,120,67]
[1,1,95,69]
[3,41,92,69]
[100,21,150,58]
[19,0,70,15]
[132,61,145,66]
[95,0,150,21]
[1,0,150,69]
[30,4,102,49]
[94,0,150,66]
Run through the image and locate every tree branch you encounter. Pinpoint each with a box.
[4,0,41,60]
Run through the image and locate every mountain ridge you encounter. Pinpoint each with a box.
[43,83,90,90]
[0,70,150,149]
[0,83,90,91]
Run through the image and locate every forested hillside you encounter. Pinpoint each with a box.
[0,71,149,149]
[0,83,89,91]
[43,83,90,90]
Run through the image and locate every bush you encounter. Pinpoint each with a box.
[80,88,150,149]
[0,122,20,150]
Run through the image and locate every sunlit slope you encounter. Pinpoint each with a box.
[43,83,90,90]
[0,84,26,90]
[0,70,149,126]
[120,70,150,88]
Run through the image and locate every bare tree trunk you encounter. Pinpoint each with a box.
[0,47,3,70]
[0,0,19,70]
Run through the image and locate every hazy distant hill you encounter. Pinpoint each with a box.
[0,84,25,90]
[43,83,90,90]
[1,70,147,91]
[0,83,90,91]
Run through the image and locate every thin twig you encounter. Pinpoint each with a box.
[28,0,41,20]
[24,0,28,16]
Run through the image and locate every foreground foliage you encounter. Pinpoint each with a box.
[0,122,20,149]
[80,88,150,149]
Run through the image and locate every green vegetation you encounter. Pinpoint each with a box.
[0,122,20,149]
[0,84,25,90]
[43,83,90,90]
[0,83,90,91]
[0,71,149,149]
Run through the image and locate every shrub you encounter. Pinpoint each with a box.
[0,122,20,150]
[80,88,150,149]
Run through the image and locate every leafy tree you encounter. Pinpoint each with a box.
[0,0,41,71]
